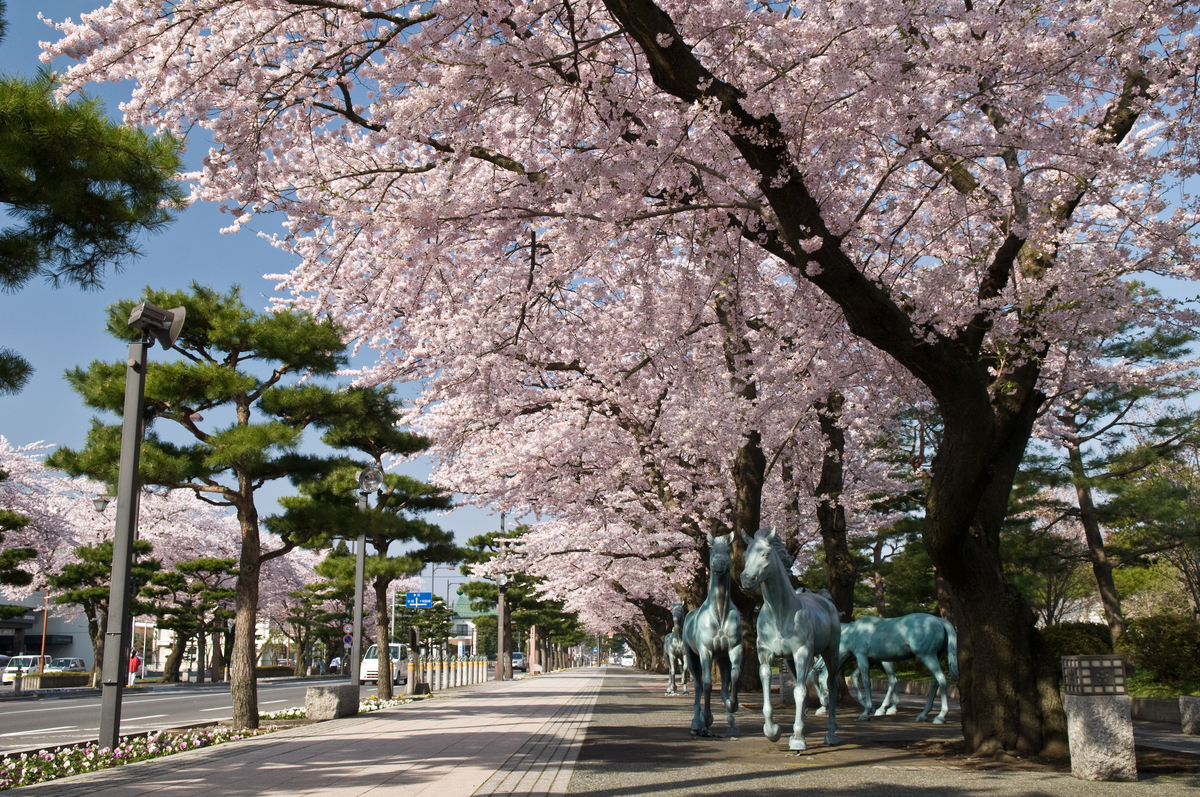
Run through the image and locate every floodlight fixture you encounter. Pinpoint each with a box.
[356,466,385,494]
[127,301,186,350]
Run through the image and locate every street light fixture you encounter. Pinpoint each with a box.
[98,301,184,752]
[93,496,111,512]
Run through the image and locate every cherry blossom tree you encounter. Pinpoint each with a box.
[44,0,1200,754]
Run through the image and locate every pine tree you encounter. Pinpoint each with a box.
[0,468,35,619]
[0,2,184,394]
[140,557,237,683]
[47,539,160,677]
[268,387,457,699]
[48,284,360,728]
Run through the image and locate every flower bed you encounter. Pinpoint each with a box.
[260,694,413,720]
[0,695,417,791]
[0,727,275,791]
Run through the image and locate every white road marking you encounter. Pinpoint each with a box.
[122,714,168,721]
[0,725,75,737]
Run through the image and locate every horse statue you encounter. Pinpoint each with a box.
[682,532,743,738]
[663,602,689,696]
[836,613,959,723]
[739,527,841,750]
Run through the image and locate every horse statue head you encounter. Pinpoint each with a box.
[705,531,733,575]
[671,602,686,625]
[739,527,792,592]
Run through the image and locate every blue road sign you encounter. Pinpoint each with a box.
[343,634,353,645]
[405,592,433,608]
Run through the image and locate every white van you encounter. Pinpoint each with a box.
[360,643,408,685]
[2,655,52,683]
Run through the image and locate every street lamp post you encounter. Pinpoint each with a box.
[350,466,384,686]
[98,301,185,752]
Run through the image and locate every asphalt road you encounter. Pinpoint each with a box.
[0,679,380,755]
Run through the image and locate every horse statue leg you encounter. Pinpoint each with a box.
[854,653,873,720]
[681,654,689,695]
[821,649,840,746]
[874,661,899,716]
[787,649,813,751]
[806,658,829,716]
[695,647,715,735]
[686,647,708,735]
[718,651,740,739]
[665,641,677,696]
[915,652,950,723]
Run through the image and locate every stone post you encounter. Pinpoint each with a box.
[1181,696,1200,736]
[1062,655,1137,781]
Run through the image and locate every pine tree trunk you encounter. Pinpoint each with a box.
[196,627,207,684]
[1066,442,1126,643]
[230,498,261,730]
[374,576,393,700]
[211,630,225,681]
[161,635,186,683]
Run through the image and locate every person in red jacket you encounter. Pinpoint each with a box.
[128,651,141,687]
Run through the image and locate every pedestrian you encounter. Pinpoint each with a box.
[128,651,141,687]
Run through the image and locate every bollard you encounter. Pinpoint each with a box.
[12,669,22,695]
[405,656,416,696]
[1062,655,1137,781]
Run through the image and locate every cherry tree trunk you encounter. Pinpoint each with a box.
[729,432,765,693]
[924,404,1067,757]
[815,393,856,621]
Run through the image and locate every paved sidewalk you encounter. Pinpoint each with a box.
[7,668,1199,796]
[8,670,602,796]
[564,669,1200,796]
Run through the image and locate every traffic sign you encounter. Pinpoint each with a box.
[342,623,354,634]
[405,592,433,608]
[343,634,353,645]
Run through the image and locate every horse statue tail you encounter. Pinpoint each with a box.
[943,618,959,681]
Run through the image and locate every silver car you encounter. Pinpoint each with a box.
[44,658,88,673]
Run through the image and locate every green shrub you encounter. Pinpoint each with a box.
[1115,614,1200,683]
[1040,622,1113,662]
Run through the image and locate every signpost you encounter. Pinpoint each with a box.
[405,592,433,609]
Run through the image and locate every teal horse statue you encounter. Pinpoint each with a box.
[739,527,841,750]
[682,533,743,738]
[663,602,689,696]
[834,613,959,723]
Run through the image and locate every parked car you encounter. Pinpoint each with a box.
[2,655,52,683]
[620,652,635,667]
[511,651,526,672]
[44,658,88,674]
[360,643,408,685]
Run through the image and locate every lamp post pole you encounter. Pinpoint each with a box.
[349,494,367,686]
[350,467,385,687]
[97,333,148,750]
[96,302,184,750]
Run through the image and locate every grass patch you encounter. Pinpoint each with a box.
[1126,671,1200,698]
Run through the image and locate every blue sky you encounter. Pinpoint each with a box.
[0,2,498,594]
